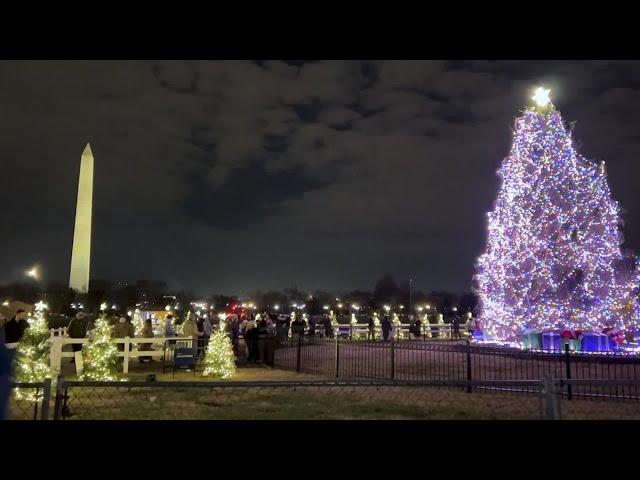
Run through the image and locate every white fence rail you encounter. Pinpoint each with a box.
[49,332,194,374]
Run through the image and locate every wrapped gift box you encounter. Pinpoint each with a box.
[542,331,562,351]
[580,332,610,352]
[522,331,542,349]
[560,338,581,352]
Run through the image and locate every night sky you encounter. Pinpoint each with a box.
[3,60,640,296]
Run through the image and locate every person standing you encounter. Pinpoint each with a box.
[244,318,258,362]
[0,339,9,419]
[164,314,177,346]
[381,315,392,342]
[139,319,154,363]
[291,316,304,341]
[195,316,205,358]
[4,309,29,365]
[113,317,134,351]
[67,312,88,363]
[452,315,462,339]
[367,316,375,340]
[203,315,212,352]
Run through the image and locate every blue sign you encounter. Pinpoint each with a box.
[174,348,195,369]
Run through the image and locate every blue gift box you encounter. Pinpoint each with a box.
[522,331,542,349]
[472,330,484,340]
[580,332,610,352]
[542,331,562,351]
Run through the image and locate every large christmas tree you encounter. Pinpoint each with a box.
[475,88,640,342]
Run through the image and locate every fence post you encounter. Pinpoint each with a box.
[53,375,66,420]
[335,335,340,378]
[466,340,472,393]
[296,335,302,373]
[541,376,561,420]
[123,337,130,374]
[40,377,52,420]
[390,339,395,380]
[564,344,572,401]
[50,336,62,372]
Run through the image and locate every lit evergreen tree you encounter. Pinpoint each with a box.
[14,301,53,400]
[475,88,640,342]
[202,323,236,379]
[82,314,122,381]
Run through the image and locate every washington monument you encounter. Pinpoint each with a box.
[69,143,94,293]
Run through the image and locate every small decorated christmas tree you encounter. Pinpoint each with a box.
[422,313,432,338]
[202,323,236,379]
[132,309,144,336]
[82,315,122,381]
[14,301,53,400]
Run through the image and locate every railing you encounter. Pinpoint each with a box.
[274,337,640,401]
[8,379,52,420]
[47,377,554,420]
[49,335,194,374]
[307,322,468,340]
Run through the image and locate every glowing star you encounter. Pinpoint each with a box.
[532,87,551,108]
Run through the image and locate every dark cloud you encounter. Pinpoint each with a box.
[2,60,640,295]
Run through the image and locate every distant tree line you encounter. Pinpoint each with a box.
[0,274,477,318]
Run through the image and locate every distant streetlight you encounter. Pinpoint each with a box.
[25,266,39,281]
[323,305,329,310]
[417,306,424,312]
[274,305,280,311]
[384,305,391,313]
[351,304,359,311]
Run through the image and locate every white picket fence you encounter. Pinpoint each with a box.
[48,328,193,374]
[330,323,468,339]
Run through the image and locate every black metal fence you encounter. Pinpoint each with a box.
[8,376,640,419]
[45,377,571,420]
[7,379,52,420]
[274,337,640,400]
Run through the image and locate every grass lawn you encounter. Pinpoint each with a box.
[10,365,640,420]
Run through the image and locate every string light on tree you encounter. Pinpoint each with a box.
[474,87,640,342]
[202,321,236,379]
[82,315,122,381]
[14,301,53,400]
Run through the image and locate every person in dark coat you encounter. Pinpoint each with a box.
[284,316,291,340]
[414,317,422,339]
[0,340,9,419]
[367,316,375,340]
[324,315,333,338]
[381,316,392,342]
[308,316,316,339]
[452,315,462,339]
[4,309,29,346]
[244,321,259,362]
[195,316,206,358]
[4,309,29,365]
[67,312,88,363]
[291,316,304,340]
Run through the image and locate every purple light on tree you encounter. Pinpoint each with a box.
[474,88,640,342]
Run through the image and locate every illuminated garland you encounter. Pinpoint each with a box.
[202,323,236,379]
[475,94,640,342]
